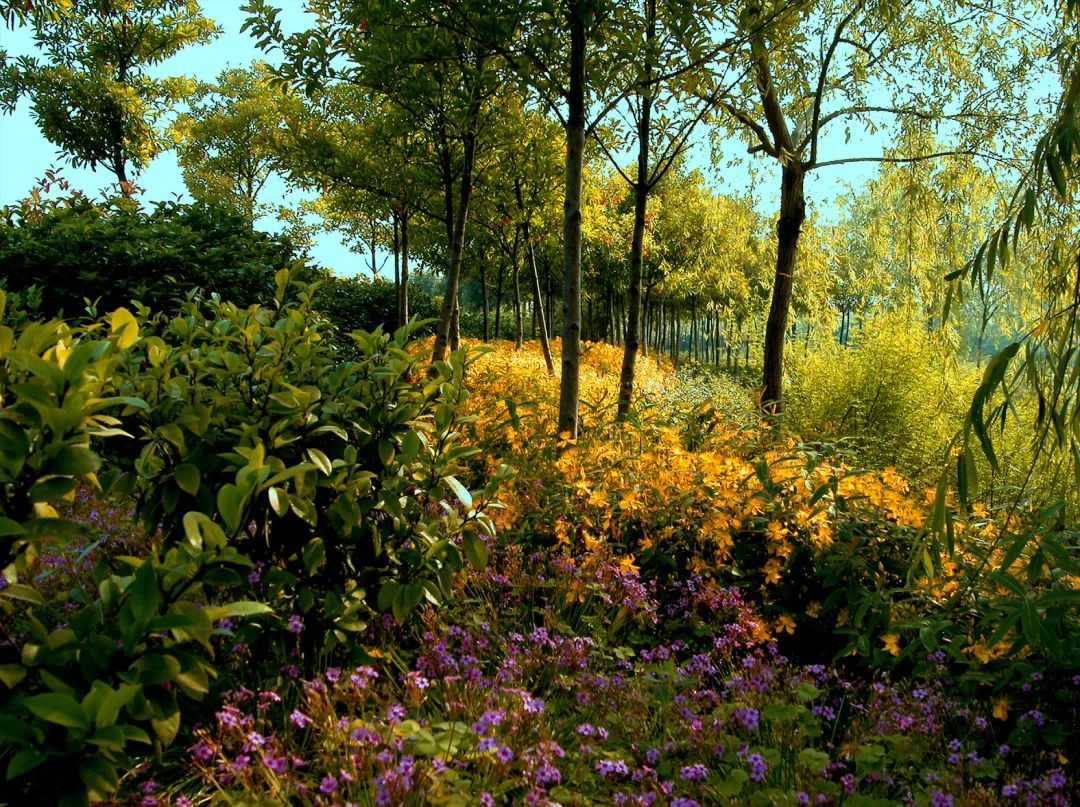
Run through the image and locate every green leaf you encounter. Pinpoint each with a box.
[95,684,140,728]
[797,747,830,773]
[107,307,139,349]
[183,511,226,551]
[377,438,395,466]
[217,483,245,533]
[25,692,89,729]
[0,584,45,604]
[0,517,26,537]
[306,447,333,476]
[462,531,488,570]
[134,653,181,685]
[126,559,159,625]
[0,663,26,688]
[204,601,273,622]
[303,537,325,574]
[377,581,399,612]
[174,463,201,495]
[445,475,473,509]
[6,748,47,781]
[49,446,101,476]
[152,709,181,746]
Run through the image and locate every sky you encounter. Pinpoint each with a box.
[0,3,1061,279]
[0,2,371,276]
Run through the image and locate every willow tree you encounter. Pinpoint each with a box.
[716,0,1054,412]
[1,0,218,184]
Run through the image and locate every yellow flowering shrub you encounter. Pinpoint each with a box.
[433,337,1076,667]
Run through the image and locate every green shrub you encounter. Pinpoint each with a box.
[0,292,260,806]
[785,311,977,480]
[0,194,317,318]
[111,270,501,664]
[313,275,440,354]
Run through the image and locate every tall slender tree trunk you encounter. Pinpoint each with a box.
[398,212,410,326]
[451,298,461,351]
[369,216,378,277]
[393,213,400,320]
[480,252,490,342]
[617,43,653,421]
[512,226,523,349]
[495,259,505,340]
[558,1,586,437]
[642,285,652,359]
[433,57,485,363]
[515,179,554,372]
[761,164,805,412]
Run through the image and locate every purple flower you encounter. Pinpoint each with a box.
[496,745,514,763]
[732,707,759,731]
[191,740,214,761]
[670,800,701,807]
[594,759,630,777]
[319,775,337,795]
[264,756,288,773]
[535,762,562,786]
[680,763,708,781]
[747,752,767,783]
[287,614,304,634]
[1002,784,1020,797]
[929,790,954,807]
[289,709,309,728]
[386,703,407,723]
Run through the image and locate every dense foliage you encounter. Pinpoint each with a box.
[0,194,315,318]
[1,291,1075,803]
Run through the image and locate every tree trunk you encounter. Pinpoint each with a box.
[558,1,586,438]
[480,251,490,342]
[433,57,484,363]
[761,164,805,413]
[369,216,378,278]
[398,212,410,326]
[642,286,652,360]
[512,226,523,350]
[520,213,554,374]
[617,56,652,420]
[393,213,400,324]
[495,258,505,340]
[451,297,461,351]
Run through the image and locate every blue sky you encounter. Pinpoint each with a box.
[0,3,1058,280]
[0,3,370,276]
[0,1,876,282]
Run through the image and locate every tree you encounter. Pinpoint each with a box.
[1,0,218,184]
[714,0,1054,412]
[589,0,721,420]
[267,86,439,326]
[245,0,501,362]
[172,62,299,225]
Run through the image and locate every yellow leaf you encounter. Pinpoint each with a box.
[107,307,139,349]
